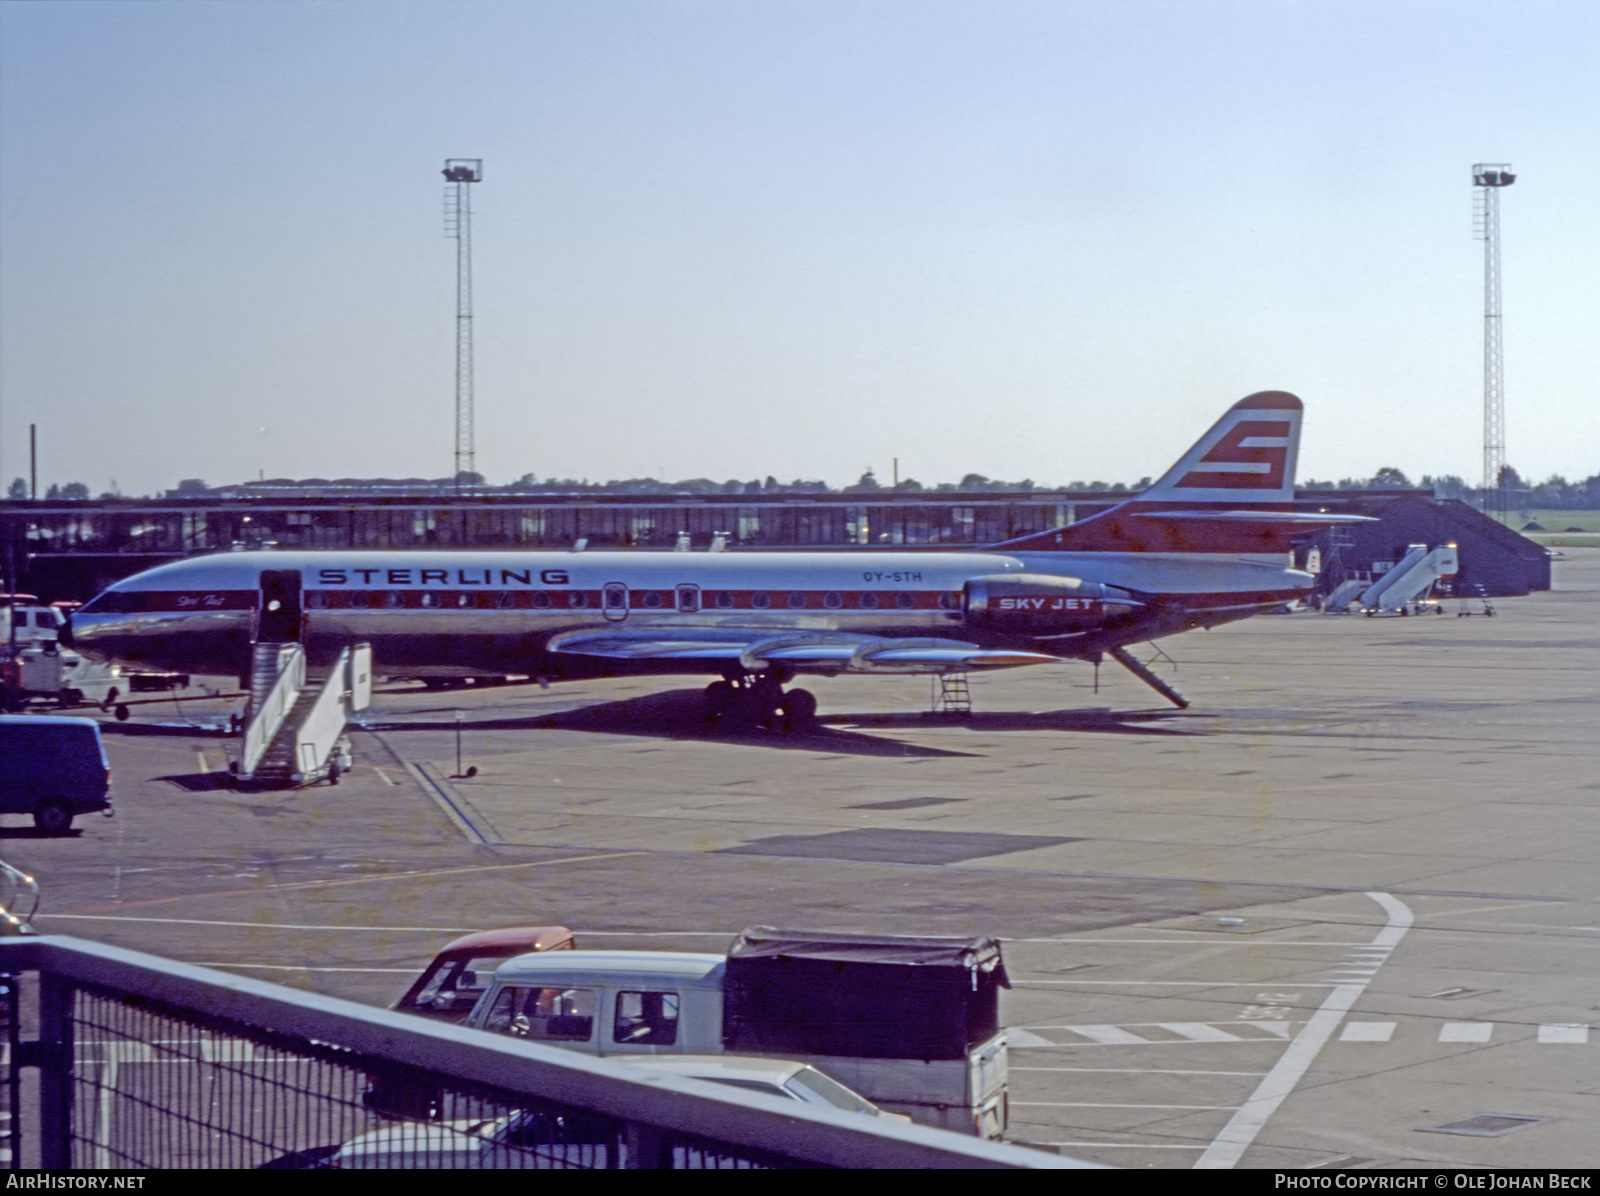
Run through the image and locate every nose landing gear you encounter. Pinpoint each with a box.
[703,670,817,734]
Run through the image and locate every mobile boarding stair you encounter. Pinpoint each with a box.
[235,642,372,788]
[1357,543,1459,616]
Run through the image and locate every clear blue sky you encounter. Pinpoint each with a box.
[2,0,1595,496]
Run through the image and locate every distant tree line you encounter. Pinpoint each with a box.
[1300,466,1600,511]
[7,466,1600,508]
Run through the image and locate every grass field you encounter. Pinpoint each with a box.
[1508,509,1600,548]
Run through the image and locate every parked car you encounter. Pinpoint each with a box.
[606,1055,910,1121]
[331,1056,903,1168]
[0,715,113,832]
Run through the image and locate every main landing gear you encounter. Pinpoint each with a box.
[703,670,818,734]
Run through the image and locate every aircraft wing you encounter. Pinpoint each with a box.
[546,627,1061,674]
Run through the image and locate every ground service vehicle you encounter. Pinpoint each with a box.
[393,926,576,1023]
[2,597,123,710]
[0,715,114,831]
[466,927,1011,1137]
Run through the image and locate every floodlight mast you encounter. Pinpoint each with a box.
[1473,163,1514,522]
[443,159,483,490]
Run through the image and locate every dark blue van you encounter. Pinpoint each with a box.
[0,715,113,832]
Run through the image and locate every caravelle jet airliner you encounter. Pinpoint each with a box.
[65,392,1361,726]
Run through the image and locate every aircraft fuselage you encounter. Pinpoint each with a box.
[67,547,1311,681]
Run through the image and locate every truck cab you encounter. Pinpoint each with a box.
[471,951,726,1056]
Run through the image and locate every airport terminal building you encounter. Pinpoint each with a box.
[1,487,1550,603]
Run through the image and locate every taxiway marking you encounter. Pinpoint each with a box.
[1339,1022,1395,1042]
[1194,891,1414,1170]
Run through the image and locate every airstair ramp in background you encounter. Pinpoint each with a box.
[1359,543,1459,614]
[236,643,371,788]
[1321,576,1369,613]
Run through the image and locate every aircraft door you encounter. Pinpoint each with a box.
[676,584,700,614]
[603,582,629,622]
[257,570,303,643]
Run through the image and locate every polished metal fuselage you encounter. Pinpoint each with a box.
[68,549,1313,679]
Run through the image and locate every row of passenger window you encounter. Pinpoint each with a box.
[307,590,586,610]
[306,590,957,611]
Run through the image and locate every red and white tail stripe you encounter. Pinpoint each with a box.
[1137,391,1301,504]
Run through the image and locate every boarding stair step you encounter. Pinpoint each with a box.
[249,687,330,781]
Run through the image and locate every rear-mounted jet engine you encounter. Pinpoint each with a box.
[964,575,1143,633]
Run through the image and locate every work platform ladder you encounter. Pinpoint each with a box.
[236,642,372,787]
[929,672,972,716]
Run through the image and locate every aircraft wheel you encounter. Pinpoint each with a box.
[114,704,131,722]
[34,800,73,835]
[753,694,784,731]
[780,688,818,733]
[703,680,735,730]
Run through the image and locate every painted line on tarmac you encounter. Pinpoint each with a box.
[1031,1142,1203,1151]
[1015,980,1335,987]
[1015,1067,1268,1076]
[50,851,645,915]
[1006,938,1385,946]
[1016,1102,1237,1110]
[1193,891,1414,1170]
[193,963,418,973]
[41,914,497,932]
[41,914,734,938]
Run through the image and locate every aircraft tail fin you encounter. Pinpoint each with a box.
[995,391,1356,554]
[1135,390,1301,505]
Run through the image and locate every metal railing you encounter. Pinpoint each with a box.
[0,937,1083,1170]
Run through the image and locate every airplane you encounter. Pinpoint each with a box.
[64,391,1364,726]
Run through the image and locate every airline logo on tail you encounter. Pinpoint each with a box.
[1141,391,1301,504]
[1175,419,1292,490]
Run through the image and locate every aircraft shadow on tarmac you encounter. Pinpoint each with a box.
[847,707,1200,736]
[98,719,233,738]
[156,772,239,792]
[361,689,1201,757]
[0,824,84,840]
